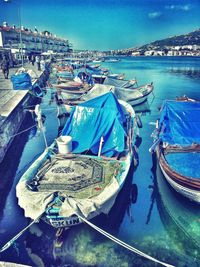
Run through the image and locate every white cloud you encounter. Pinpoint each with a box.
[165,4,192,11]
[148,12,162,19]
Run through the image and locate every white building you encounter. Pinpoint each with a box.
[131,51,140,56]
[144,50,154,56]
[144,50,165,56]
[0,23,71,59]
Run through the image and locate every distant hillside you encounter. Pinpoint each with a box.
[139,28,200,50]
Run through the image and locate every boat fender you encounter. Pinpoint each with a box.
[131,184,138,204]
[133,145,139,167]
[26,180,39,191]
[149,138,160,153]
[135,136,142,149]
[135,115,142,128]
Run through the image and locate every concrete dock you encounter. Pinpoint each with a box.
[0,63,49,163]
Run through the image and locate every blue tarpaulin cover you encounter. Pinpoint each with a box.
[11,73,32,90]
[158,100,200,145]
[62,92,127,157]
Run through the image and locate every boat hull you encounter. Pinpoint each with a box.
[115,84,153,106]
[128,94,148,106]
[60,90,86,100]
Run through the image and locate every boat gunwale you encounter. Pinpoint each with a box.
[157,144,200,191]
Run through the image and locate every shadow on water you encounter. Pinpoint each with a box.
[0,113,39,266]
[133,100,152,116]
[145,152,158,225]
[0,113,36,222]
[95,159,139,234]
[151,152,200,266]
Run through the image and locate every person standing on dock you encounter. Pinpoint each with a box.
[1,55,10,79]
[31,54,36,66]
[35,55,41,71]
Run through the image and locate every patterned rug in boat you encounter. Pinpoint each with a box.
[36,157,122,198]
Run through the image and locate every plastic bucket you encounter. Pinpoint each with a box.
[56,136,72,154]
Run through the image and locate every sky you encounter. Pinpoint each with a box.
[0,0,200,50]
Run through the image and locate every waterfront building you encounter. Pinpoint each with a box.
[131,51,140,56]
[0,22,71,61]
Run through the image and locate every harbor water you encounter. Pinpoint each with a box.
[0,56,200,267]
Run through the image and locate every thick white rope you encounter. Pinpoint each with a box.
[77,214,175,267]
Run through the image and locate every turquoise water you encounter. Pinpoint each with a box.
[0,56,200,266]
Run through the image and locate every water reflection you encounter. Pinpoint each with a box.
[145,152,159,225]
[152,153,200,264]
[168,67,200,81]
[133,100,151,116]
[0,113,38,266]
[98,162,139,232]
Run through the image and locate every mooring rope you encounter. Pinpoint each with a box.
[8,124,37,138]
[0,213,43,253]
[77,214,175,267]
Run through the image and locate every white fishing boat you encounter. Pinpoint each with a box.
[57,87,90,101]
[53,81,83,90]
[104,77,154,106]
[53,79,91,101]
[105,58,121,62]
[16,92,139,228]
[61,84,116,114]
[108,73,125,80]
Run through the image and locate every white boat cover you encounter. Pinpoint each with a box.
[115,87,143,101]
[103,77,135,88]
[16,156,123,220]
[81,84,115,101]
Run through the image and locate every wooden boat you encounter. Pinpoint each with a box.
[56,71,74,80]
[52,81,87,100]
[61,84,116,110]
[152,99,200,203]
[108,73,125,80]
[92,59,104,63]
[53,81,83,90]
[105,58,121,62]
[16,92,139,228]
[115,84,154,106]
[89,64,101,68]
[104,77,154,106]
[92,74,107,84]
[56,84,92,101]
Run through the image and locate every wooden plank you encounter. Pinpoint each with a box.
[0,90,28,117]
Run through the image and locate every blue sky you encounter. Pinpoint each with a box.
[0,0,200,50]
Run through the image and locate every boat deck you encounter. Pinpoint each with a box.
[30,155,124,199]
